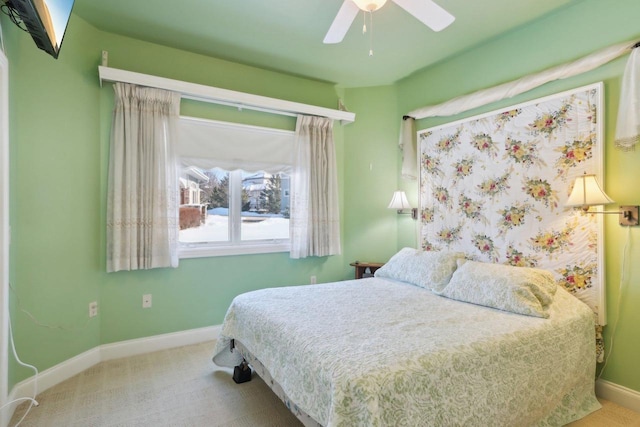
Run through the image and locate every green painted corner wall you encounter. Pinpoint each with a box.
[91,27,359,346]
[396,0,640,393]
[1,13,377,391]
[3,14,104,388]
[342,85,404,265]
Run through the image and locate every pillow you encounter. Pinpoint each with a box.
[374,248,465,291]
[439,260,557,318]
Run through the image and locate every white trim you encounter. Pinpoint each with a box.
[17,347,101,400]
[100,325,220,361]
[596,379,640,413]
[180,115,296,136]
[179,242,290,259]
[98,66,356,124]
[0,49,9,427]
[6,325,221,422]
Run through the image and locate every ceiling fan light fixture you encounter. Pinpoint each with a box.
[352,0,388,12]
[323,0,455,45]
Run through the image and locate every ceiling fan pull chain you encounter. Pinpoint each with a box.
[323,0,455,48]
[369,10,374,56]
[362,10,367,34]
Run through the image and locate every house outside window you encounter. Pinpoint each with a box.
[179,167,208,231]
[176,117,294,258]
[243,172,290,214]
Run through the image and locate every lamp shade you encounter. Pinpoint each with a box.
[353,0,388,12]
[388,191,412,210]
[566,174,614,207]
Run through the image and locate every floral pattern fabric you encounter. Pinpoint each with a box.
[419,83,605,327]
[212,278,600,426]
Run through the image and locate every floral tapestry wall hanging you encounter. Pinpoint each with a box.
[419,83,606,326]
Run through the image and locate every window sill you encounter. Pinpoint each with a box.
[179,242,290,258]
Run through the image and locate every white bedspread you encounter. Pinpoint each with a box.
[213,278,600,426]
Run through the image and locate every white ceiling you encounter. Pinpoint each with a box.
[73,0,581,88]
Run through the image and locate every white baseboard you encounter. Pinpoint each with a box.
[100,324,221,361]
[3,347,101,427]
[4,324,221,426]
[596,379,640,413]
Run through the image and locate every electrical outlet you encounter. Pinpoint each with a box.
[142,294,152,308]
[89,301,98,318]
[310,275,317,284]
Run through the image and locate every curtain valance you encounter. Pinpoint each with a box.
[406,40,636,120]
[177,117,295,174]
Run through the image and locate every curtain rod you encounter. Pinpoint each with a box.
[98,65,356,124]
[182,95,297,118]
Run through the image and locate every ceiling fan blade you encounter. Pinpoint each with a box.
[392,0,455,32]
[323,0,360,44]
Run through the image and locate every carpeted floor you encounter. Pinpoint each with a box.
[9,340,640,426]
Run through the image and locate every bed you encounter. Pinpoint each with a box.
[212,249,601,426]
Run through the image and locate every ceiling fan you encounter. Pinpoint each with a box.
[324,0,455,44]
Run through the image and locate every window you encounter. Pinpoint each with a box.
[176,117,294,258]
[179,167,290,245]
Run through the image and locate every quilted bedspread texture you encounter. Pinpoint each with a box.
[212,278,600,426]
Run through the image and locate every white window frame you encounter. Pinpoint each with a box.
[178,123,292,259]
[179,172,290,257]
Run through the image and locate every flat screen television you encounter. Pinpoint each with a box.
[4,0,75,59]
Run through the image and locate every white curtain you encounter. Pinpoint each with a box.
[290,115,341,259]
[614,46,640,151]
[107,83,181,272]
[400,117,417,180]
[406,40,636,120]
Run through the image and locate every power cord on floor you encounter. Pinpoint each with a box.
[2,282,97,426]
[597,225,632,381]
[0,318,39,427]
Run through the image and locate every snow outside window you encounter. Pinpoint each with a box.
[177,117,294,258]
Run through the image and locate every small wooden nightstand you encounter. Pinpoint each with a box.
[350,262,384,279]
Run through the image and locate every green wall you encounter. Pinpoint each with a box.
[92,28,357,347]
[3,14,104,389]
[1,14,397,390]
[396,0,640,392]
[3,0,640,398]
[342,85,403,265]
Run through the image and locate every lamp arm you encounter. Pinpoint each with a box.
[396,208,418,220]
[577,205,639,226]
[587,209,632,219]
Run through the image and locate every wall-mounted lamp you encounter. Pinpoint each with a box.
[566,173,639,226]
[388,191,418,220]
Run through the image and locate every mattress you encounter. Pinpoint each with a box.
[213,277,600,426]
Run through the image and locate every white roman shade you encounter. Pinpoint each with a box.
[177,116,294,173]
